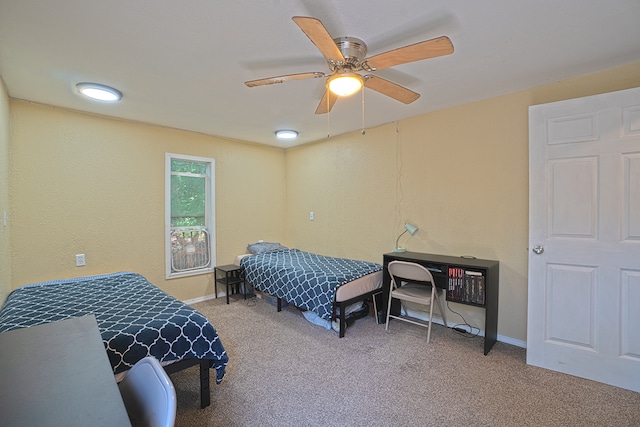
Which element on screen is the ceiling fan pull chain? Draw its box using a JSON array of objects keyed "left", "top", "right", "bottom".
[
  {"left": 361, "top": 87, "right": 366, "bottom": 135},
  {"left": 327, "top": 95, "right": 331, "bottom": 138}
]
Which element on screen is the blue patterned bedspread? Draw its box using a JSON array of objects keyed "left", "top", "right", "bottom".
[
  {"left": 241, "top": 249, "right": 382, "bottom": 320},
  {"left": 0, "top": 272, "right": 228, "bottom": 383}
]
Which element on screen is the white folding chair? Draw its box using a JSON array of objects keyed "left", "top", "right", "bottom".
[{"left": 118, "top": 357, "right": 177, "bottom": 427}]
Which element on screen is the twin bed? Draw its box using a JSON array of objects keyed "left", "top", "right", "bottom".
[
  {"left": 0, "top": 272, "right": 228, "bottom": 408},
  {"left": 239, "top": 247, "right": 383, "bottom": 337}
]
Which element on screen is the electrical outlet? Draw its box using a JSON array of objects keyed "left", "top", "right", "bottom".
[
  {"left": 310, "top": 211, "right": 314, "bottom": 221},
  {"left": 76, "top": 254, "right": 86, "bottom": 267}
]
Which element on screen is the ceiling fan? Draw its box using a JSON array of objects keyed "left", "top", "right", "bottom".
[{"left": 244, "top": 16, "right": 454, "bottom": 114}]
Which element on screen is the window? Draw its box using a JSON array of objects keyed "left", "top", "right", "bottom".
[{"left": 166, "top": 153, "right": 216, "bottom": 278}]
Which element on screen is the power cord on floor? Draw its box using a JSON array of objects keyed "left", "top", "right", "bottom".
[
  {"left": 243, "top": 284, "right": 257, "bottom": 307},
  {"left": 246, "top": 294, "right": 257, "bottom": 307},
  {"left": 446, "top": 301, "right": 481, "bottom": 337}
]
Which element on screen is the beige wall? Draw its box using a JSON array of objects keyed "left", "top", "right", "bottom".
[
  {"left": 285, "top": 62, "right": 640, "bottom": 344},
  {"left": 8, "top": 102, "right": 286, "bottom": 300},
  {"left": 0, "top": 77, "right": 10, "bottom": 304},
  {"left": 4, "top": 61, "right": 639, "bottom": 343}
]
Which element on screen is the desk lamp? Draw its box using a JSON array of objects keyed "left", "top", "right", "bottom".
[{"left": 393, "top": 223, "right": 418, "bottom": 252}]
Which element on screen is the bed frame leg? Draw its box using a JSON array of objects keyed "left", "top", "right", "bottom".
[
  {"left": 199, "top": 360, "right": 210, "bottom": 409},
  {"left": 334, "top": 289, "right": 380, "bottom": 338},
  {"left": 277, "top": 297, "right": 282, "bottom": 312},
  {"left": 164, "top": 359, "right": 211, "bottom": 409},
  {"left": 333, "top": 301, "right": 347, "bottom": 338}
]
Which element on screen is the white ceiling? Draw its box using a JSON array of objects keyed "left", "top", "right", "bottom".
[{"left": 1, "top": 0, "right": 639, "bottom": 148}]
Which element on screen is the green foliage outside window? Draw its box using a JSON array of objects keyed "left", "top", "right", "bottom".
[
  {"left": 171, "top": 160, "right": 206, "bottom": 174},
  {"left": 171, "top": 160, "right": 206, "bottom": 227}
]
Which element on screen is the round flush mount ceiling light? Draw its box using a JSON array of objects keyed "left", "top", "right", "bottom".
[
  {"left": 275, "top": 130, "right": 298, "bottom": 140},
  {"left": 76, "top": 82, "right": 122, "bottom": 102}
]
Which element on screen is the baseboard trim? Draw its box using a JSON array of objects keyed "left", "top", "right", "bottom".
[
  {"left": 183, "top": 294, "right": 217, "bottom": 305},
  {"left": 403, "top": 308, "right": 527, "bottom": 349}
]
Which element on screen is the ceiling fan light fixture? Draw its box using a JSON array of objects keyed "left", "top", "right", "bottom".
[
  {"left": 76, "top": 82, "right": 122, "bottom": 102},
  {"left": 328, "top": 73, "right": 363, "bottom": 97},
  {"left": 275, "top": 129, "right": 299, "bottom": 140}
]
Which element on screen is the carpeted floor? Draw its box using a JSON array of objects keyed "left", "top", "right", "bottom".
[{"left": 170, "top": 296, "right": 640, "bottom": 426}]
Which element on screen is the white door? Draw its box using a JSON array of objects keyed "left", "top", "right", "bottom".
[{"left": 527, "top": 87, "right": 640, "bottom": 392}]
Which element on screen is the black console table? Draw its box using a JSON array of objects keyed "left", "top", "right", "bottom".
[{"left": 382, "top": 251, "right": 499, "bottom": 355}]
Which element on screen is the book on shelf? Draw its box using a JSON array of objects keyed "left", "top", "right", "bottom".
[
  {"left": 447, "top": 268, "right": 485, "bottom": 306},
  {"left": 447, "top": 267, "right": 463, "bottom": 301},
  {"left": 465, "top": 270, "right": 482, "bottom": 304},
  {"left": 477, "top": 274, "right": 485, "bottom": 305}
]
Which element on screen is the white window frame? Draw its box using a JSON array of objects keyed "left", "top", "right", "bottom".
[{"left": 165, "top": 153, "right": 216, "bottom": 279}]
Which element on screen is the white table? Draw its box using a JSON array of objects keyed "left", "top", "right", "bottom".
[{"left": 0, "top": 315, "right": 131, "bottom": 426}]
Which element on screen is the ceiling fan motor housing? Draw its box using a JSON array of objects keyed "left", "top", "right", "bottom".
[{"left": 334, "top": 36, "right": 367, "bottom": 64}]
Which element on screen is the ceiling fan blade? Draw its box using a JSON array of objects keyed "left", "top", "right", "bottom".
[
  {"left": 365, "top": 36, "right": 453, "bottom": 71},
  {"left": 292, "top": 16, "right": 345, "bottom": 63},
  {"left": 364, "top": 75, "right": 420, "bottom": 104},
  {"left": 245, "top": 72, "right": 326, "bottom": 87},
  {"left": 315, "top": 89, "right": 338, "bottom": 114}
]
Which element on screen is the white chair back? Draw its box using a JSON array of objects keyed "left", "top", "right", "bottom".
[{"left": 118, "top": 356, "right": 177, "bottom": 427}]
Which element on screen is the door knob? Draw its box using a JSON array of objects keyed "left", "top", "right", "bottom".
[{"left": 532, "top": 245, "right": 544, "bottom": 254}]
